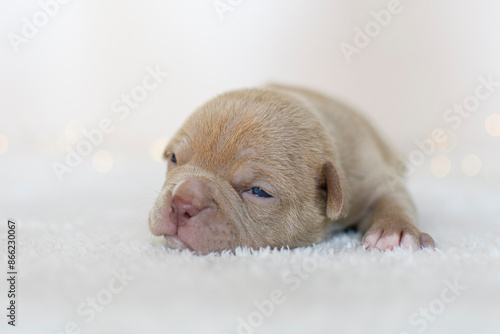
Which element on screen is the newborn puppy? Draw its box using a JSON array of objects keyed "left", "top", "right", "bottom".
[{"left": 149, "top": 84, "right": 435, "bottom": 254}]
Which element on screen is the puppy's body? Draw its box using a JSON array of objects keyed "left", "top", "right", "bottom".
[{"left": 149, "top": 85, "right": 435, "bottom": 254}]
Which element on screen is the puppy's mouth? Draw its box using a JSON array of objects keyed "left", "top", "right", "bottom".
[
  {"left": 150, "top": 175, "right": 250, "bottom": 254},
  {"left": 163, "top": 234, "right": 195, "bottom": 252}
]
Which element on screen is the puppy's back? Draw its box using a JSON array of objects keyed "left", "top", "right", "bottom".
[{"left": 266, "top": 84, "right": 402, "bottom": 225}]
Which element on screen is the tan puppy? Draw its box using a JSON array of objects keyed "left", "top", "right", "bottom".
[{"left": 149, "top": 84, "right": 435, "bottom": 254}]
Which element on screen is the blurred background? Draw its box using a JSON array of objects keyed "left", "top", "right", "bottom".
[
  {"left": 1, "top": 2, "right": 500, "bottom": 333},
  {"left": 1, "top": 0, "right": 500, "bottom": 226}
]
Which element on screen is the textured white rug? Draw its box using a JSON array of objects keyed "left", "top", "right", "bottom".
[{"left": 1, "top": 159, "right": 500, "bottom": 334}]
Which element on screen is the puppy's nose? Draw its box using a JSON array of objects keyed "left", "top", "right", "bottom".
[
  {"left": 171, "top": 196, "right": 201, "bottom": 226},
  {"left": 170, "top": 177, "right": 214, "bottom": 227}
]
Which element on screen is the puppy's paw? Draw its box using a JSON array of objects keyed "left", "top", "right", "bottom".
[{"left": 362, "top": 223, "right": 435, "bottom": 251}]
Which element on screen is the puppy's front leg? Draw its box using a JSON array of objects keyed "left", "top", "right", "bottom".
[{"left": 358, "top": 187, "right": 435, "bottom": 250}]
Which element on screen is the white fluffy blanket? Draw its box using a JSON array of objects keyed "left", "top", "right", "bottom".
[{"left": 2, "top": 165, "right": 500, "bottom": 334}]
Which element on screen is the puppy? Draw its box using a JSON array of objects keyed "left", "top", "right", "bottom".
[{"left": 149, "top": 84, "right": 435, "bottom": 254}]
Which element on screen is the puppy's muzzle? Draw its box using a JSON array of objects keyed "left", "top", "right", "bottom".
[
  {"left": 170, "top": 177, "right": 215, "bottom": 229},
  {"left": 150, "top": 170, "right": 249, "bottom": 253}
]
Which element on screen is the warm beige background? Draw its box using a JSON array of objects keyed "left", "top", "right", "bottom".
[{"left": 1, "top": 0, "right": 499, "bottom": 214}]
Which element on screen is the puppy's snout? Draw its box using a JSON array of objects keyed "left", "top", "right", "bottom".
[
  {"left": 171, "top": 196, "right": 201, "bottom": 226},
  {"left": 170, "top": 177, "right": 215, "bottom": 227}
]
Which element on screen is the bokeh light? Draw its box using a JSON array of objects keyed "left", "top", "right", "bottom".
[
  {"left": 485, "top": 114, "right": 500, "bottom": 136},
  {"left": 434, "top": 130, "right": 458, "bottom": 153},
  {"left": 57, "top": 120, "right": 86, "bottom": 150},
  {"left": 149, "top": 137, "right": 170, "bottom": 162},
  {"left": 461, "top": 154, "right": 482, "bottom": 176},
  {"left": 64, "top": 120, "right": 86, "bottom": 143},
  {"left": 431, "top": 154, "right": 451, "bottom": 177},
  {"left": 93, "top": 150, "right": 113, "bottom": 173}
]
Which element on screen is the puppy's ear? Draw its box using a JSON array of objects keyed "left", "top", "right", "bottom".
[{"left": 321, "top": 161, "right": 348, "bottom": 220}]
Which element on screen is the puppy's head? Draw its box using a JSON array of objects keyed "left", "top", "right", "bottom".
[{"left": 149, "top": 88, "right": 347, "bottom": 254}]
